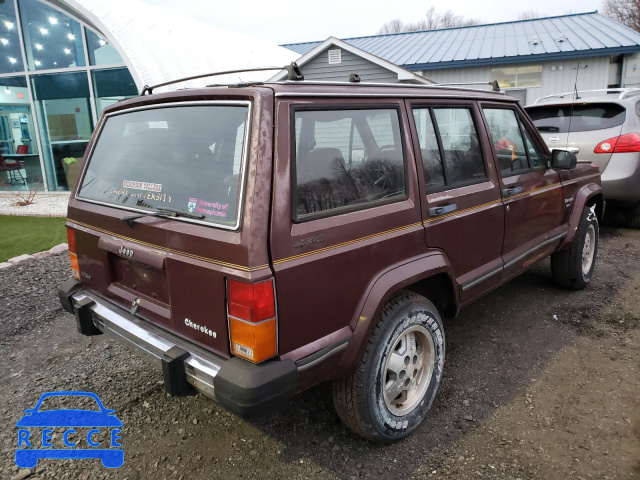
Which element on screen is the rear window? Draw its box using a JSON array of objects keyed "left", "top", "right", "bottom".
[
  {"left": 77, "top": 103, "right": 250, "bottom": 229},
  {"left": 526, "top": 103, "right": 625, "bottom": 133}
]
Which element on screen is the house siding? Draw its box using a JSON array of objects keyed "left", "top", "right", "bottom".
[
  {"left": 424, "top": 57, "right": 612, "bottom": 105},
  {"left": 300, "top": 48, "right": 398, "bottom": 83}
]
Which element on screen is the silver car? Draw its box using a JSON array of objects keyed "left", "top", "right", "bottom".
[{"left": 526, "top": 89, "right": 640, "bottom": 228}]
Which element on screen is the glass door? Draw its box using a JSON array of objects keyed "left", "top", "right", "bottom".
[
  {"left": 31, "top": 72, "right": 93, "bottom": 190},
  {"left": 0, "top": 114, "right": 13, "bottom": 153}
]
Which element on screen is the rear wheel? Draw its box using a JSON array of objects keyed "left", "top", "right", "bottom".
[
  {"left": 551, "top": 206, "right": 599, "bottom": 289},
  {"left": 332, "top": 291, "right": 445, "bottom": 443}
]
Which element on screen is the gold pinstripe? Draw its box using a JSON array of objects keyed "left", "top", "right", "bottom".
[
  {"left": 275, "top": 181, "right": 569, "bottom": 264},
  {"left": 273, "top": 222, "right": 423, "bottom": 265},
  {"left": 424, "top": 181, "right": 568, "bottom": 224},
  {"left": 69, "top": 177, "right": 594, "bottom": 269},
  {"left": 557, "top": 172, "right": 601, "bottom": 186},
  {"left": 67, "top": 219, "right": 268, "bottom": 272}
]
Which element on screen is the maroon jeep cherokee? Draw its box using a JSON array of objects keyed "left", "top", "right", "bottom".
[{"left": 59, "top": 74, "right": 603, "bottom": 443}]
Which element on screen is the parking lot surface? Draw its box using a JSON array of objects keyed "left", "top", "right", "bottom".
[{"left": 1, "top": 225, "right": 638, "bottom": 479}]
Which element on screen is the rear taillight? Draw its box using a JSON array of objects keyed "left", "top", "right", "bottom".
[
  {"left": 67, "top": 228, "right": 80, "bottom": 280},
  {"left": 594, "top": 133, "right": 640, "bottom": 153},
  {"left": 226, "top": 278, "right": 277, "bottom": 363}
]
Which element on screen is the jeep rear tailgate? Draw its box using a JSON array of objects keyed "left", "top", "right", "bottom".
[{"left": 66, "top": 93, "right": 274, "bottom": 359}]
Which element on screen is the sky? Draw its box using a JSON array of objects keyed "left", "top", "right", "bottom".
[{"left": 140, "top": 0, "right": 603, "bottom": 46}]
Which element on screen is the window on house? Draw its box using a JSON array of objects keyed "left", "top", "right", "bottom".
[{"left": 492, "top": 65, "right": 542, "bottom": 88}]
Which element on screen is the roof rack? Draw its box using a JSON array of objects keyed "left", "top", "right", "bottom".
[
  {"left": 140, "top": 62, "right": 304, "bottom": 95},
  {"left": 533, "top": 88, "right": 640, "bottom": 104},
  {"left": 435, "top": 81, "right": 500, "bottom": 92}
]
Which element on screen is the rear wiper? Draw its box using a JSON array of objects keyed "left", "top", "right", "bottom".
[
  {"left": 535, "top": 125, "right": 560, "bottom": 132},
  {"left": 121, "top": 206, "right": 205, "bottom": 227}
]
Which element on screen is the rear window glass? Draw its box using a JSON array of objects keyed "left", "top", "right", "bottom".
[
  {"left": 78, "top": 104, "right": 250, "bottom": 228},
  {"left": 526, "top": 103, "right": 625, "bottom": 133}
]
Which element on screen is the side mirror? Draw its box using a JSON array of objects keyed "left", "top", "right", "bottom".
[{"left": 551, "top": 149, "right": 578, "bottom": 170}]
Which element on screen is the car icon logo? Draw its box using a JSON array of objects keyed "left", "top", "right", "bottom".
[
  {"left": 15, "top": 391, "right": 124, "bottom": 468},
  {"left": 549, "top": 135, "right": 560, "bottom": 143}
]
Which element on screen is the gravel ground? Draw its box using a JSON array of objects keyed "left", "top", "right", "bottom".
[
  {"left": 0, "top": 226, "right": 638, "bottom": 480},
  {"left": 0, "top": 192, "right": 69, "bottom": 217}
]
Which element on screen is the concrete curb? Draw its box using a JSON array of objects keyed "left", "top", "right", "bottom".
[
  {"left": 0, "top": 192, "right": 70, "bottom": 217},
  {"left": 0, "top": 212, "right": 67, "bottom": 217},
  {"left": 0, "top": 243, "right": 68, "bottom": 270}
]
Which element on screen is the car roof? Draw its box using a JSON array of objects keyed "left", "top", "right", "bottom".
[
  {"left": 261, "top": 81, "right": 510, "bottom": 100},
  {"left": 529, "top": 88, "right": 640, "bottom": 107}
]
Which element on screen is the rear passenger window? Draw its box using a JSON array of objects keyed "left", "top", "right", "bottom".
[
  {"left": 293, "top": 108, "right": 406, "bottom": 220},
  {"left": 526, "top": 103, "right": 625, "bottom": 133},
  {"left": 413, "top": 107, "right": 486, "bottom": 189},
  {"left": 484, "top": 108, "right": 544, "bottom": 175}
]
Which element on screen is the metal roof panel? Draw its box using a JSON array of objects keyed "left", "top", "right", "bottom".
[{"left": 283, "top": 12, "right": 640, "bottom": 69}]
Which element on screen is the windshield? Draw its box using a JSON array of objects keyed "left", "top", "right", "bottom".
[
  {"left": 78, "top": 103, "right": 250, "bottom": 229},
  {"left": 526, "top": 103, "right": 625, "bottom": 133}
]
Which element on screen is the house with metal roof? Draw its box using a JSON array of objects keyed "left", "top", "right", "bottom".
[{"left": 280, "top": 11, "right": 640, "bottom": 105}]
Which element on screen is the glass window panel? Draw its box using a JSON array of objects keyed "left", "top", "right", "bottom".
[
  {"left": 19, "top": 0, "right": 86, "bottom": 71},
  {"left": 492, "top": 65, "right": 542, "bottom": 88},
  {"left": 78, "top": 106, "right": 250, "bottom": 228},
  {"left": 527, "top": 103, "right": 626, "bottom": 133},
  {"left": 517, "top": 65, "right": 542, "bottom": 87},
  {"left": 92, "top": 68, "right": 137, "bottom": 115},
  {"left": 86, "top": 28, "right": 123, "bottom": 65},
  {"left": 492, "top": 67, "right": 516, "bottom": 88},
  {"left": 366, "top": 111, "right": 396, "bottom": 148},
  {"left": 412, "top": 108, "right": 445, "bottom": 189},
  {"left": 0, "top": 1, "right": 24, "bottom": 73},
  {"left": 294, "top": 109, "right": 406, "bottom": 219},
  {"left": 483, "top": 108, "right": 529, "bottom": 175},
  {"left": 433, "top": 108, "right": 486, "bottom": 184},
  {"left": 522, "top": 126, "right": 544, "bottom": 168},
  {"left": 31, "top": 72, "right": 92, "bottom": 190},
  {"left": 0, "top": 76, "right": 41, "bottom": 191}
]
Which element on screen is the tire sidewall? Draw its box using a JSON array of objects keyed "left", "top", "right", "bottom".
[
  {"left": 574, "top": 208, "right": 599, "bottom": 285},
  {"left": 364, "top": 298, "right": 445, "bottom": 442}
]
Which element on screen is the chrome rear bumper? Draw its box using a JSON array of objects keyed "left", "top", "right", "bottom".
[
  {"left": 71, "top": 290, "right": 220, "bottom": 399},
  {"left": 59, "top": 279, "right": 298, "bottom": 417}
]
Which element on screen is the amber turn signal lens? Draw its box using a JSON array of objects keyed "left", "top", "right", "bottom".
[
  {"left": 67, "top": 228, "right": 80, "bottom": 280},
  {"left": 229, "top": 317, "right": 277, "bottom": 363},
  {"left": 69, "top": 253, "right": 80, "bottom": 280}
]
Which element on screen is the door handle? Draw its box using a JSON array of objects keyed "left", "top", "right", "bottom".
[
  {"left": 429, "top": 204, "right": 457, "bottom": 217},
  {"left": 501, "top": 187, "right": 523, "bottom": 197}
]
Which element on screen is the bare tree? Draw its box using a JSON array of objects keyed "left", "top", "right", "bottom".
[
  {"left": 517, "top": 9, "right": 542, "bottom": 20},
  {"left": 377, "top": 19, "right": 406, "bottom": 35},
  {"left": 602, "top": 0, "right": 640, "bottom": 32},
  {"left": 439, "top": 9, "right": 479, "bottom": 28},
  {"left": 377, "top": 6, "right": 480, "bottom": 34}
]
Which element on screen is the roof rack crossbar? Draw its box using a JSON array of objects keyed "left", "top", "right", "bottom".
[
  {"left": 139, "top": 64, "right": 293, "bottom": 95},
  {"left": 436, "top": 80, "right": 501, "bottom": 92}
]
